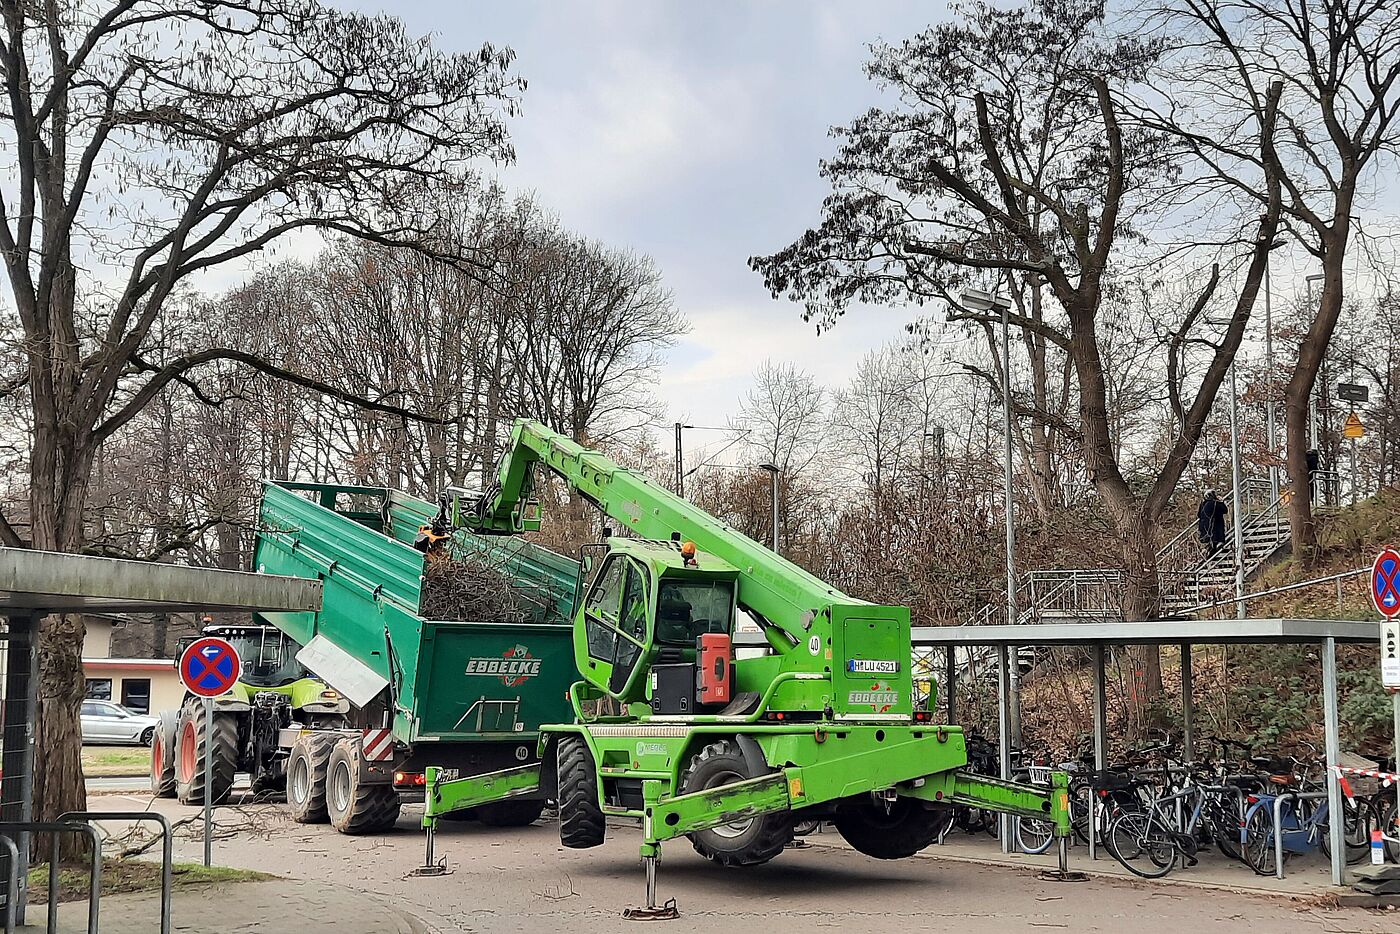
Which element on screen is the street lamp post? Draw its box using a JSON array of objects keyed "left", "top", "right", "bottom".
[
  {"left": 959, "top": 287, "right": 1019, "bottom": 832},
  {"left": 1228, "top": 363, "right": 1246, "bottom": 618},
  {"left": 1264, "top": 258, "right": 1279, "bottom": 503},
  {"left": 757, "top": 463, "right": 779, "bottom": 554}
]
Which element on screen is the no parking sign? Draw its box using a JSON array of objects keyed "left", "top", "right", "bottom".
[
  {"left": 179, "top": 637, "right": 241, "bottom": 697},
  {"left": 1375, "top": 550, "right": 1400, "bottom": 691}
]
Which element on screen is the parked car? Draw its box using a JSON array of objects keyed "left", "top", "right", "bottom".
[{"left": 81, "top": 700, "right": 158, "bottom": 745}]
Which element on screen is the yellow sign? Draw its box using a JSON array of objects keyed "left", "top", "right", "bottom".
[{"left": 1343, "top": 411, "right": 1365, "bottom": 439}]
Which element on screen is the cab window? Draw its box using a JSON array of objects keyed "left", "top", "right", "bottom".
[
  {"left": 655, "top": 578, "right": 734, "bottom": 646},
  {"left": 611, "top": 563, "right": 649, "bottom": 685},
  {"left": 584, "top": 557, "right": 627, "bottom": 661}
]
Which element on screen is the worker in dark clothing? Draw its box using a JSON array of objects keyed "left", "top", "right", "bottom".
[
  {"left": 1306, "top": 448, "right": 1322, "bottom": 503},
  {"left": 1197, "top": 489, "right": 1228, "bottom": 557}
]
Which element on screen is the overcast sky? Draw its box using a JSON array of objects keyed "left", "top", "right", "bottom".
[{"left": 337, "top": 0, "right": 944, "bottom": 436}]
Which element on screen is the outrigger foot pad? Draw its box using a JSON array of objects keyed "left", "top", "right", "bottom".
[
  {"left": 410, "top": 859, "right": 451, "bottom": 878},
  {"left": 1037, "top": 869, "right": 1088, "bottom": 883},
  {"left": 623, "top": 899, "right": 679, "bottom": 921}
]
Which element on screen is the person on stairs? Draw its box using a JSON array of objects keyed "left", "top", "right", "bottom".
[{"left": 1197, "top": 489, "right": 1228, "bottom": 558}]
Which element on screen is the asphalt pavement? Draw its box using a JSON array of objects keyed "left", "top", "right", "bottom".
[{"left": 59, "top": 794, "right": 1400, "bottom": 934}]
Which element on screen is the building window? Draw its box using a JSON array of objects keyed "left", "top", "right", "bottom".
[
  {"left": 85, "top": 678, "right": 112, "bottom": 701},
  {"left": 120, "top": 678, "right": 152, "bottom": 714}
]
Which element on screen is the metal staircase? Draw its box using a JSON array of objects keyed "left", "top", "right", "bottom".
[{"left": 958, "top": 477, "right": 1291, "bottom": 626}]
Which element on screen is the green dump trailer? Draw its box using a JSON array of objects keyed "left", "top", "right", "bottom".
[{"left": 250, "top": 480, "right": 580, "bottom": 833}]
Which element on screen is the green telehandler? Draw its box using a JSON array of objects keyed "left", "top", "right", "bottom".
[{"left": 420, "top": 419, "right": 1072, "bottom": 916}]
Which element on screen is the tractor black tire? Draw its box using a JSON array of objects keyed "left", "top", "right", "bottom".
[
  {"left": 833, "top": 794, "right": 946, "bottom": 859},
  {"left": 175, "top": 703, "right": 238, "bottom": 806},
  {"left": 287, "top": 733, "right": 338, "bottom": 824},
  {"left": 325, "top": 738, "right": 401, "bottom": 834},
  {"left": 557, "top": 736, "right": 605, "bottom": 849},
  {"left": 476, "top": 798, "right": 546, "bottom": 827},
  {"left": 680, "top": 740, "right": 792, "bottom": 867},
  {"left": 149, "top": 710, "right": 179, "bottom": 798}
]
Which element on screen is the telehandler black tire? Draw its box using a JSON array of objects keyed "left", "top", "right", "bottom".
[
  {"left": 834, "top": 794, "right": 945, "bottom": 859},
  {"left": 287, "top": 732, "right": 338, "bottom": 823},
  {"left": 557, "top": 736, "right": 605, "bottom": 848},
  {"left": 175, "top": 703, "right": 238, "bottom": 806},
  {"left": 477, "top": 798, "right": 546, "bottom": 827},
  {"left": 326, "top": 738, "right": 401, "bottom": 834},
  {"left": 681, "top": 740, "right": 792, "bottom": 867}
]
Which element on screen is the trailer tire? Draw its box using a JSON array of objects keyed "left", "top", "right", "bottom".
[
  {"left": 476, "top": 798, "right": 546, "bottom": 827},
  {"left": 149, "top": 710, "right": 179, "bottom": 798},
  {"left": 834, "top": 794, "right": 944, "bottom": 859},
  {"left": 326, "top": 739, "right": 401, "bottom": 834},
  {"left": 680, "top": 740, "right": 792, "bottom": 867},
  {"left": 287, "top": 733, "right": 338, "bottom": 824},
  {"left": 175, "top": 703, "right": 238, "bottom": 806},
  {"left": 557, "top": 736, "right": 605, "bottom": 849}
]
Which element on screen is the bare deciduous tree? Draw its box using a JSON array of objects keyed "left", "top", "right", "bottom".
[
  {"left": 752, "top": 0, "right": 1283, "bottom": 721},
  {"left": 0, "top": 0, "right": 521, "bottom": 826}
]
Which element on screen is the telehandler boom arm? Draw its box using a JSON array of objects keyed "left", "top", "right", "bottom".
[{"left": 464, "top": 419, "right": 894, "bottom": 661}]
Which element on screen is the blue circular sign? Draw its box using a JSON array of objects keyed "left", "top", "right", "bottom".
[
  {"left": 1373, "top": 549, "right": 1400, "bottom": 620},
  {"left": 179, "top": 637, "right": 242, "bottom": 697}
]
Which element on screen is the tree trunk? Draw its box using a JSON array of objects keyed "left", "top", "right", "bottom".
[
  {"left": 29, "top": 410, "right": 94, "bottom": 844},
  {"left": 1283, "top": 240, "right": 1347, "bottom": 565},
  {"left": 1120, "top": 513, "right": 1164, "bottom": 737},
  {"left": 33, "top": 612, "right": 87, "bottom": 837}
]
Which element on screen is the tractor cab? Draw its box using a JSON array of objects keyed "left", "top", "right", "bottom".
[
  {"left": 205, "top": 624, "right": 309, "bottom": 689},
  {"left": 574, "top": 537, "right": 738, "bottom": 711}
]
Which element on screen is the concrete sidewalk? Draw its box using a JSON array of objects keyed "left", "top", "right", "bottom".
[{"left": 29, "top": 879, "right": 430, "bottom": 933}]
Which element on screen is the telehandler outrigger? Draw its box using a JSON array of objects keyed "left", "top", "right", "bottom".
[{"left": 421, "top": 420, "right": 1072, "bottom": 917}]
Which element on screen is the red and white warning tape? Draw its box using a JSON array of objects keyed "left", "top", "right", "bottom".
[{"left": 1333, "top": 764, "right": 1399, "bottom": 788}]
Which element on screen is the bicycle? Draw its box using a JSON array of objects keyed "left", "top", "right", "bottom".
[
  {"left": 1239, "top": 747, "right": 1372, "bottom": 876},
  {"left": 1104, "top": 762, "right": 1246, "bottom": 878}
]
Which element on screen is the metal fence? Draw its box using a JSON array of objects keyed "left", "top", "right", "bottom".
[{"left": 0, "top": 618, "right": 36, "bottom": 930}]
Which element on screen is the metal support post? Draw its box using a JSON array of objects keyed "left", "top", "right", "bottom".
[
  {"left": 1392, "top": 693, "right": 1400, "bottom": 789},
  {"left": 674, "top": 423, "right": 683, "bottom": 497},
  {"left": 1322, "top": 637, "right": 1345, "bottom": 886},
  {"left": 203, "top": 696, "right": 214, "bottom": 867},
  {"left": 1181, "top": 644, "right": 1194, "bottom": 762},
  {"left": 1090, "top": 644, "right": 1107, "bottom": 862},
  {"left": 944, "top": 647, "right": 957, "bottom": 723},
  {"left": 770, "top": 470, "right": 779, "bottom": 555},
  {"left": 1350, "top": 437, "right": 1358, "bottom": 504},
  {"left": 997, "top": 643, "right": 1012, "bottom": 854},
  {"left": 0, "top": 615, "right": 38, "bottom": 928},
  {"left": 625, "top": 784, "right": 677, "bottom": 921},
  {"left": 1001, "top": 293, "right": 1020, "bottom": 748},
  {"left": 1228, "top": 365, "right": 1246, "bottom": 618},
  {"left": 1264, "top": 259, "right": 1279, "bottom": 503}
]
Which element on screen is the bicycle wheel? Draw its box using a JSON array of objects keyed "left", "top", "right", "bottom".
[
  {"left": 1319, "top": 795, "right": 1373, "bottom": 866},
  {"left": 1107, "top": 810, "right": 1177, "bottom": 879},
  {"left": 1242, "top": 806, "right": 1278, "bottom": 876},
  {"left": 1377, "top": 800, "right": 1400, "bottom": 868},
  {"left": 1203, "top": 795, "right": 1244, "bottom": 862},
  {"left": 1017, "top": 817, "right": 1055, "bottom": 855},
  {"left": 1070, "top": 783, "right": 1094, "bottom": 845}
]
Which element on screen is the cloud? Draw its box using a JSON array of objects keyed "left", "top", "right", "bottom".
[
  {"left": 658, "top": 301, "right": 914, "bottom": 426},
  {"left": 507, "top": 46, "right": 770, "bottom": 230}
]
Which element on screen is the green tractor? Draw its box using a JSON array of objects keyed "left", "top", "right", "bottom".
[{"left": 150, "top": 623, "right": 350, "bottom": 805}]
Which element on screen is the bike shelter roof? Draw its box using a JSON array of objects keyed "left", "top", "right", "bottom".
[
  {"left": 907, "top": 617, "right": 1379, "bottom": 646},
  {"left": 0, "top": 547, "right": 322, "bottom": 615}
]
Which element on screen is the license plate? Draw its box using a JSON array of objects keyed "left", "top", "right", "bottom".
[{"left": 847, "top": 659, "right": 900, "bottom": 674}]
